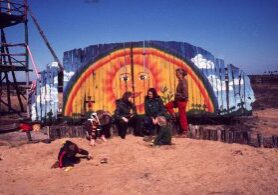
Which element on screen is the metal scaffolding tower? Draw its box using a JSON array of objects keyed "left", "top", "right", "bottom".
[{"left": 0, "top": 0, "right": 31, "bottom": 114}]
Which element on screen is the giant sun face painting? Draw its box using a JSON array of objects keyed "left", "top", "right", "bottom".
[{"left": 64, "top": 47, "right": 216, "bottom": 116}]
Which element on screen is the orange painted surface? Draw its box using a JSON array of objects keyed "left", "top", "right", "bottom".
[{"left": 64, "top": 48, "right": 215, "bottom": 116}]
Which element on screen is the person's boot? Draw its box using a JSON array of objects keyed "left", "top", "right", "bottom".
[{"left": 180, "top": 130, "right": 189, "bottom": 138}]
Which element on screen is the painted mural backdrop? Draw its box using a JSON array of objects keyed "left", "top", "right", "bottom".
[{"left": 63, "top": 41, "right": 255, "bottom": 117}]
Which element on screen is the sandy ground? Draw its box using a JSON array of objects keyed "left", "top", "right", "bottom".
[
  {"left": 0, "top": 81, "right": 277, "bottom": 194},
  {"left": 0, "top": 136, "right": 278, "bottom": 195}
]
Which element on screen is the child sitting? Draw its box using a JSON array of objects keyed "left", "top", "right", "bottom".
[
  {"left": 151, "top": 116, "right": 172, "bottom": 146},
  {"left": 85, "top": 113, "right": 107, "bottom": 146}
]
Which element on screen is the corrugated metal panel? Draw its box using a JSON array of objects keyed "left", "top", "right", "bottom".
[{"left": 30, "top": 62, "right": 59, "bottom": 121}]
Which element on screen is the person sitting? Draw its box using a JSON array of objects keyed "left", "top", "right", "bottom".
[
  {"left": 84, "top": 112, "right": 107, "bottom": 146},
  {"left": 114, "top": 91, "right": 137, "bottom": 139},
  {"left": 144, "top": 88, "right": 167, "bottom": 139},
  {"left": 151, "top": 116, "right": 172, "bottom": 146},
  {"left": 96, "top": 110, "right": 113, "bottom": 138}
]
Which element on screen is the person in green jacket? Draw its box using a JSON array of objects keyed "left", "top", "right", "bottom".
[
  {"left": 144, "top": 88, "right": 167, "bottom": 137},
  {"left": 114, "top": 91, "right": 137, "bottom": 139},
  {"left": 151, "top": 116, "right": 172, "bottom": 146}
]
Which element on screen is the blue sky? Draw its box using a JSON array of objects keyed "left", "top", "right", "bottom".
[{"left": 8, "top": 0, "right": 278, "bottom": 79}]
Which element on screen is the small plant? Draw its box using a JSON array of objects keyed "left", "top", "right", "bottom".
[{"left": 160, "top": 86, "right": 174, "bottom": 103}]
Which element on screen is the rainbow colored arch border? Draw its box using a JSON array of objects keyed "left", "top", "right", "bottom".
[{"left": 63, "top": 47, "right": 218, "bottom": 116}]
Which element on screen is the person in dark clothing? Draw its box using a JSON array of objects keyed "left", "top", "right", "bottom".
[
  {"left": 52, "top": 140, "right": 92, "bottom": 168},
  {"left": 165, "top": 68, "right": 189, "bottom": 134},
  {"left": 83, "top": 119, "right": 94, "bottom": 144},
  {"left": 96, "top": 110, "right": 113, "bottom": 138},
  {"left": 144, "top": 88, "right": 167, "bottom": 137},
  {"left": 144, "top": 88, "right": 167, "bottom": 119},
  {"left": 151, "top": 116, "right": 172, "bottom": 146},
  {"left": 114, "top": 91, "right": 137, "bottom": 139}
]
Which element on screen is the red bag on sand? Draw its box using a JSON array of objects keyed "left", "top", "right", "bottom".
[{"left": 19, "top": 123, "right": 32, "bottom": 132}]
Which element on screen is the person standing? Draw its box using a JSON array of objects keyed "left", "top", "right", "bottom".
[
  {"left": 165, "top": 68, "right": 189, "bottom": 134},
  {"left": 114, "top": 91, "right": 137, "bottom": 139}
]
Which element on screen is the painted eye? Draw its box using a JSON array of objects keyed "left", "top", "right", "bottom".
[
  {"left": 138, "top": 72, "right": 149, "bottom": 80},
  {"left": 120, "top": 73, "right": 130, "bottom": 81}
]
